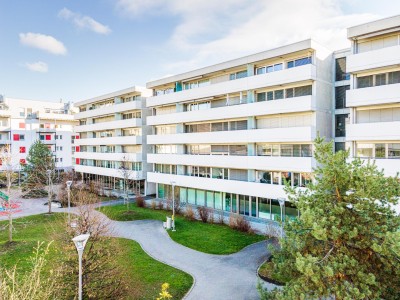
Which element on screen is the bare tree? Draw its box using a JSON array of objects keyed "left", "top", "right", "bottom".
[
  {"left": 0, "top": 144, "right": 18, "bottom": 243},
  {"left": 54, "top": 188, "right": 126, "bottom": 299},
  {"left": 118, "top": 155, "right": 133, "bottom": 210}
]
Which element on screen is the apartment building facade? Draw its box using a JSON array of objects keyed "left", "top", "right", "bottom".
[
  {"left": 145, "top": 39, "right": 333, "bottom": 221},
  {"left": 0, "top": 96, "right": 76, "bottom": 172},
  {"left": 345, "top": 15, "right": 400, "bottom": 177},
  {"left": 74, "top": 86, "right": 156, "bottom": 196}
]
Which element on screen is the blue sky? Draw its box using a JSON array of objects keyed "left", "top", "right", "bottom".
[{"left": 0, "top": 0, "right": 399, "bottom": 103}]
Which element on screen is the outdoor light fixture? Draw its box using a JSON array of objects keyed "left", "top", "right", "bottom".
[
  {"left": 72, "top": 233, "right": 90, "bottom": 300},
  {"left": 170, "top": 181, "right": 176, "bottom": 231},
  {"left": 277, "top": 197, "right": 286, "bottom": 238},
  {"left": 66, "top": 180, "right": 73, "bottom": 224}
]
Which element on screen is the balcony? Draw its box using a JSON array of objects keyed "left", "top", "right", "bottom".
[
  {"left": 75, "top": 99, "right": 143, "bottom": 120},
  {"left": 75, "top": 152, "right": 142, "bottom": 162},
  {"left": 147, "top": 172, "right": 293, "bottom": 199},
  {"left": 41, "top": 140, "right": 56, "bottom": 145},
  {"left": 347, "top": 121, "right": 400, "bottom": 141},
  {"left": 75, "top": 118, "right": 142, "bottom": 132},
  {"left": 357, "top": 158, "right": 400, "bottom": 177},
  {"left": 146, "top": 64, "right": 316, "bottom": 107},
  {"left": 147, "top": 95, "right": 314, "bottom": 126},
  {"left": 0, "top": 110, "right": 11, "bottom": 117},
  {"left": 347, "top": 83, "right": 400, "bottom": 107},
  {"left": 74, "top": 135, "right": 142, "bottom": 146},
  {"left": 74, "top": 165, "right": 144, "bottom": 179},
  {"left": 37, "top": 112, "right": 75, "bottom": 121},
  {"left": 347, "top": 45, "right": 400, "bottom": 73},
  {"left": 147, "top": 126, "right": 316, "bottom": 145},
  {"left": 147, "top": 154, "right": 314, "bottom": 172},
  {"left": 37, "top": 128, "right": 56, "bottom": 133},
  {"left": 0, "top": 139, "right": 11, "bottom": 145}
]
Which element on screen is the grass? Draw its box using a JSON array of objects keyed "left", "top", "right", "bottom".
[
  {"left": 0, "top": 214, "right": 193, "bottom": 299},
  {"left": 258, "top": 260, "right": 289, "bottom": 285},
  {"left": 99, "top": 204, "right": 265, "bottom": 255}
]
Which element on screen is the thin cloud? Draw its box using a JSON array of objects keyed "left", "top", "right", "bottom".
[
  {"left": 19, "top": 32, "right": 67, "bottom": 55},
  {"left": 24, "top": 61, "right": 48, "bottom": 73},
  {"left": 117, "top": 0, "right": 380, "bottom": 74},
  {"left": 58, "top": 8, "right": 111, "bottom": 35}
]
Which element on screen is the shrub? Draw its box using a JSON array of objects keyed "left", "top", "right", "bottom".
[
  {"left": 215, "top": 210, "right": 225, "bottom": 224},
  {"left": 197, "top": 206, "right": 210, "bottom": 223},
  {"left": 136, "top": 195, "right": 145, "bottom": 208},
  {"left": 208, "top": 208, "right": 215, "bottom": 224},
  {"left": 165, "top": 198, "right": 172, "bottom": 211},
  {"left": 229, "top": 213, "right": 253, "bottom": 233},
  {"left": 151, "top": 199, "right": 157, "bottom": 210},
  {"left": 185, "top": 205, "right": 196, "bottom": 221},
  {"left": 157, "top": 201, "right": 164, "bottom": 210}
]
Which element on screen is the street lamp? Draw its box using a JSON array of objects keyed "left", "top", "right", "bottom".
[
  {"left": 72, "top": 233, "right": 90, "bottom": 300},
  {"left": 66, "top": 180, "right": 73, "bottom": 224},
  {"left": 170, "top": 181, "right": 176, "bottom": 231},
  {"left": 277, "top": 197, "right": 286, "bottom": 238},
  {"left": 46, "top": 170, "right": 52, "bottom": 214}
]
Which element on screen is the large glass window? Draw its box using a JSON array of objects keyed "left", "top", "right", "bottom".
[
  {"left": 375, "top": 73, "right": 386, "bottom": 86},
  {"left": 375, "top": 144, "right": 386, "bottom": 158},
  {"left": 358, "top": 75, "right": 373, "bottom": 88},
  {"left": 197, "top": 190, "right": 205, "bottom": 206},
  {"left": 187, "top": 188, "right": 196, "bottom": 205},
  {"left": 388, "top": 71, "right": 400, "bottom": 84},
  {"left": 357, "top": 143, "right": 373, "bottom": 158},
  {"left": 224, "top": 193, "right": 232, "bottom": 212},
  {"left": 335, "top": 114, "right": 348, "bottom": 137},
  {"left": 388, "top": 143, "right": 400, "bottom": 158},
  {"left": 335, "top": 85, "right": 350, "bottom": 109},
  {"left": 258, "top": 198, "right": 271, "bottom": 219},
  {"left": 335, "top": 57, "right": 349, "bottom": 81},
  {"left": 214, "top": 192, "right": 223, "bottom": 210},
  {"left": 180, "top": 187, "right": 187, "bottom": 203}
]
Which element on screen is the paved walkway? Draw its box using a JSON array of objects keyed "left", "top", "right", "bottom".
[
  {"left": 112, "top": 219, "right": 275, "bottom": 300},
  {"left": 1, "top": 198, "right": 276, "bottom": 299}
]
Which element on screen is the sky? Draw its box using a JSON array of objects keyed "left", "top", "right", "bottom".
[{"left": 0, "top": 0, "right": 399, "bottom": 103}]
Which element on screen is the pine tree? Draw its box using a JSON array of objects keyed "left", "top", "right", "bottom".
[
  {"left": 260, "top": 137, "right": 400, "bottom": 300},
  {"left": 23, "top": 140, "right": 55, "bottom": 198}
]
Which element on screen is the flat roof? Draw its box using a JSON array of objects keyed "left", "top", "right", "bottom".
[
  {"left": 146, "top": 39, "right": 319, "bottom": 88},
  {"left": 75, "top": 86, "right": 149, "bottom": 106},
  {"left": 347, "top": 14, "right": 400, "bottom": 39}
]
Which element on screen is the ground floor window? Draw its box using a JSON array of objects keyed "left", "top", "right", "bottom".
[{"left": 158, "top": 184, "right": 299, "bottom": 221}]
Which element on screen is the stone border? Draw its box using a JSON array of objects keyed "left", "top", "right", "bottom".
[{"left": 257, "top": 255, "right": 285, "bottom": 286}]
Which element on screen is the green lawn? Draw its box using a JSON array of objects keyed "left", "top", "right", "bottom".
[
  {"left": 0, "top": 214, "right": 193, "bottom": 300},
  {"left": 99, "top": 204, "right": 265, "bottom": 255}
]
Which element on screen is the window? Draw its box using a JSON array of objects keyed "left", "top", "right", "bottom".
[
  {"left": 375, "top": 73, "right": 386, "bottom": 86},
  {"left": 19, "top": 108, "right": 25, "bottom": 117},
  {"left": 19, "top": 147, "right": 26, "bottom": 153},
  {"left": 375, "top": 144, "right": 385, "bottom": 158},
  {"left": 19, "top": 123, "right": 25, "bottom": 129},
  {"left": 335, "top": 58, "right": 349, "bottom": 81},
  {"left": 358, "top": 75, "right": 373, "bottom": 88},
  {"left": 335, "top": 85, "right": 350, "bottom": 109},
  {"left": 274, "top": 90, "right": 284, "bottom": 100},
  {"left": 229, "top": 70, "right": 247, "bottom": 80},
  {"left": 335, "top": 114, "right": 348, "bottom": 137},
  {"left": 256, "top": 63, "right": 282, "bottom": 75},
  {"left": 388, "top": 71, "right": 400, "bottom": 84},
  {"left": 388, "top": 143, "right": 400, "bottom": 158},
  {"left": 335, "top": 142, "right": 346, "bottom": 153},
  {"left": 357, "top": 143, "right": 374, "bottom": 158},
  {"left": 257, "top": 92, "right": 266, "bottom": 102},
  {"left": 287, "top": 57, "right": 312, "bottom": 69},
  {"left": 19, "top": 134, "right": 24, "bottom": 141}
]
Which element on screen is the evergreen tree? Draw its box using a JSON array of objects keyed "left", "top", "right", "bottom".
[
  {"left": 260, "top": 137, "right": 400, "bottom": 300},
  {"left": 23, "top": 140, "right": 55, "bottom": 198}
]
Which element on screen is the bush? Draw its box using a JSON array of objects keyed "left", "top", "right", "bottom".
[
  {"left": 151, "top": 199, "right": 157, "bottom": 210},
  {"left": 197, "top": 206, "right": 210, "bottom": 223},
  {"left": 208, "top": 208, "right": 215, "bottom": 224},
  {"left": 157, "top": 201, "right": 164, "bottom": 210},
  {"left": 229, "top": 213, "right": 253, "bottom": 233},
  {"left": 136, "top": 195, "right": 145, "bottom": 208},
  {"left": 185, "top": 205, "right": 196, "bottom": 221},
  {"left": 215, "top": 210, "right": 225, "bottom": 224}
]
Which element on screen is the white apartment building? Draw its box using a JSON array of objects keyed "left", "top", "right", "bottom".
[
  {"left": 74, "top": 86, "right": 156, "bottom": 196},
  {"left": 0, "top": 96, "right": 77, "bottom": 171},
  {"left": 345, "top": 15, "right": 400, "bottom": 177},
  {"left": 145, "top": 39, "right": 333, "bottom": 221}
]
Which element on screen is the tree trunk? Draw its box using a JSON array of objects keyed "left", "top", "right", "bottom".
[{"left": 7, "top": 173, "right": 12, "bottom": 243}]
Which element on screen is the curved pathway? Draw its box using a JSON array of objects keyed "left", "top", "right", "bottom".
[
  {"left": 110, "top": 219, "right": 276, "bottom": 300},
  {"left": 1, "top": 199, "right": 276, "bottom": 299}
]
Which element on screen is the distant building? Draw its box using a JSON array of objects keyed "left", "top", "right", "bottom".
[{"left": 0, "top": 97, "right": 77, "bottom": 172}]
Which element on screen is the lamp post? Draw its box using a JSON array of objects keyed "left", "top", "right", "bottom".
[
  {"left": 72, "top": 233, "right": 90, "bottom": 300},
  {"left": 170, "top": 181, "right": 176, "bottom": 231},
  {"left": 66, "top": 180, "right": 73, "bottom": 224},
  {"left": 277, "top": 197, "right": 286, "bottom": 238},
  {"left": 46, "top": 170, "right": 52, "bottom": 214}
]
